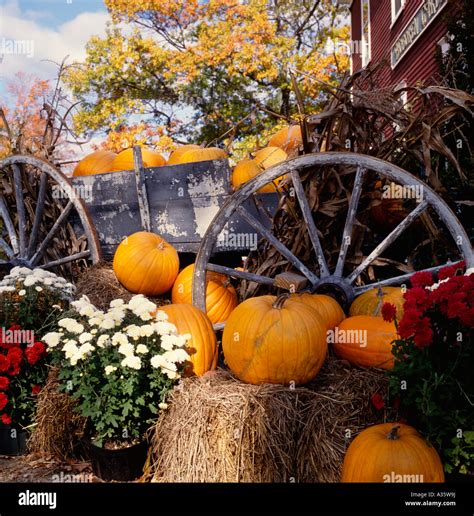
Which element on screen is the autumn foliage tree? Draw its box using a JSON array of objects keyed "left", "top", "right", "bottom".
[{"left": 65, "top": 0, "right": 349, "bottom": 149}]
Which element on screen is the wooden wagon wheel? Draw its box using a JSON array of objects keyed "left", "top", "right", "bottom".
[
  {"left": 193, "top": 152, "right": 474, "bottom": 328},
  {"left": 0, "top": 154, "right": 101, "bottom": 278}
]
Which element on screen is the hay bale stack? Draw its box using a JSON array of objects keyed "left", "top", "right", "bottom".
[
  {"left": 75, "top": 262, "right": 171, "bottom": 311},
  {"left": 28, "top": 368, "right": 88, "bottom": 460},
  {"left": 149, "top": 357, "right": 390, "bottom": 483}
]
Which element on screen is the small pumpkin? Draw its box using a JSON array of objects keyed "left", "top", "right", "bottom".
[
  {"left": 173, "top": 147, "right": 227, "bottom": 164},
  {"left": 268, "top": 125, "right": 302, "bottom": 153},
  {"left": 253, "top": 146, "right": 288, "bottom": 170},
  {"left": 158, "top": 304, "right": 217, "bottom": 376},
  {"left": 331, "top": 315, "right": 397, "bottom": 370},
  {"left": 350, "top": 287, "right": 404, "bottom": 319},
  {"left": 290, "top": 293, "right": 345, "bottom": 330},
  {"left": 113, "top": 231, "right": 179, "bottom": 296},
  {"left": 231, "top": 159, "right": 278, "bottom": 193},
  {"left": 73, "top": 150, "right": 117, "bottom": 177},
  {"left": 110, "top": 146, "right": 166, "bottom": 171},
  {"left": 342, "top": 423, "right": 445, "bottom": 482},
  {"left": 171, "top": 264, "right": 237, "bottom": 324},
  {"left": 167, "top": 144, "right": 201, "bottom": 165},
  {"left": 222, "top": 294, "right": 327, "bottom": 385}
]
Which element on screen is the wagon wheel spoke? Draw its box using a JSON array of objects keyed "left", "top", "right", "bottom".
[
  {"left": 26, "top": 171, "right": 48, "bottom": 259},
  {"left": 235, "top": 205, "right": 319, "bottom": 284},
  {"left": 354, "top": 263, "right": 453, "bottom": 294},
  {"left": 12, "top": 164, "right": 27, "bottom": 257},
  {"left": 0, "top": 238, "right": 14, "bottom": 260},
  {"left": 348, "top": 200, "right": 429, "bottom": 283},
  {"left": 251, "top": 193, "right": 274, "bottom": 225},
  {"left": 0, "top": 195, "right": 19, "bottom": 255},
  {"left": 334, "top": 166, "right": 366, "bottom": 277},
  {"left": 30, "top": 200, "right": 74, "bottom": 265},
  {"left": 41, "top": 251, "right": 91, "bottom": 269},
  {"left": 290, "top": 169, "right": 330, "bottom": 277},
  {"left": 206, "top": 263, "right": 274, "bottom": 286}
]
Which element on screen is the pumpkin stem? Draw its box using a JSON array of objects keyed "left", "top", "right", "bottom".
[
  {"left": 387, "top": 425, "right": 401, "bottom": 440},
  {"left": 374, "top": 287, "right": 385, "bottom": 316},
  {"left": 223, "top": 278, "right": 232, "bottom": 288},
  {"left": 157, "top": 242, "right": 165, "bottom": 250},
  {"left": 272, "top": 293, "right": 291, "bottom": 309}
]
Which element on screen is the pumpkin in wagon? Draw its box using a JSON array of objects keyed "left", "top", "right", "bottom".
[
  {"left": 268, "top": 124, "right": 302, "bottom": 153},
  {"left": 167, "top": 144, "right": 201, "bottom": 165},
  {"left": 342, "top": 423, "right": 445, "bottom": 482},
  {"left": 113, "top": 231, "right": 179, "bottom": 296},
  {"left": 171, "top": 264, "right": 237, "bottom": 325},
  {"left": 172, "top": 147, "right": 227, "bottom": 164},
  {"left": 110, "top": 146, "right": 166, "bottom": 171},
  {"left": 157, "top": 304, "right": 217, "bottom": 377},
  {"left": 231, "top": 158, "right": 279, "bottom": 193},
  {"left": 222, "top": 294, "right": 327, "bottom": 385},
  {"left": 73, "top": 150, "right": 117, "bottom": 177}
]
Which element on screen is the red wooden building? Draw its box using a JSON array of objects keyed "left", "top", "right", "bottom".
[{"left": 347, "top": 0, "right": 450, "bottom": 91}]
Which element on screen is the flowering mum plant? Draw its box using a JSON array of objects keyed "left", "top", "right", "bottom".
[
  {"left": 0, "top": 324, "right": 48, "bottom": 428},
  {"left": 43, "top": 294, "right": 190, "bottom": 446},
  {"left": 387, "top": 263, "right": 474, "bottom": 475},
  {"left": 0, "top": 266, "right": 74, "bottom": 333}
]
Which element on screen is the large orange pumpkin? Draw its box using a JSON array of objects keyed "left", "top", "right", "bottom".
[
  {"left": 350, "top": 287, "right": 404, "bottom": 319},
  {"left": 73, "top": 150, "right": 117, "bottom": 177},
  {"left": 167, "top": 144, "right": 201, "bottom": 165},
  {"left": 222, "top": 294, "right": 327, "bottom": 385},
  {"left": 331, "top": 315, "right": 397, "bottom": 370},
  {"left": 290, "top": 293, "right": 345, "bottom": 330},
  {"left": 268, "top": 125, "right": 302, "bottom": 153},
  {"left": 113, "top": 231, "right": 179, "bottom": 296},
  {"left": 157, "top": 304, "right": 217, "bottom": 376},
  {"left": 231, "top": 159, "right": 278, "bottom": 193},
  {"left": 110, "top": 146, "right": 166, "bottom": 171},
  {"left": 171, "top": 264, "right": 237, "bottom": 324},
  {"left": 253, "top": 146, "right": 288, "bottom": 170},
  {"left": 342, "top": 423, "right": 445, "bottom": 482},
  {"left": 172, "top": 147, "right": 227, "bottom": 164}
]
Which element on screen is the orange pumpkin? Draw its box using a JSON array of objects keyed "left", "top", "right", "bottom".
[
  {"left": 73, "top": 150, "right": 117, "bottom": 177},
  {"left": 342, "top": 423, "right": 445, "bottom": 482},
  {"left": 268, "top": 125, "right": 302, "bottom": 153},
  {"left": 350, "top": 287, "right": 404, "bottom": 319},
  {"left": 171, "top": 264, "right": 237, "bottom": 324},
  {"left": 158, "top": 304, "right": 217, "bottom": 376},
  {"left": 110, "top": 146, "right": 166, "bottom": 171},
  {"left": 222, "top": 294, "right": 327, "bottom": 385},
  {"left": 290, "top": 293, "right": 345, "bottom": 330},
  {"left": 172, "top": 147, "right": 227, "bottom": 164},
  {"left": 167, "top": 144, "right": 201, "bottom": 165},
  {"left": 113, "top": 231, "right": 179, "bottom": 296},
  {"left": 253, "top": 146, "right": 288, "bottom": 170},
  {"left": 231, "top": 159, "right": 278, "bottom": 193},
  {"left": 331, "top": 315, "right": 397, "bottom": 370}
]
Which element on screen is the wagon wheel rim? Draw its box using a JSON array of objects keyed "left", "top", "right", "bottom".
[
  {"left": 0, "top": 154, "right": 101, "bottom": 276},
  {"left": 193, "top": 152, "right": 474, "bottom": 327}
]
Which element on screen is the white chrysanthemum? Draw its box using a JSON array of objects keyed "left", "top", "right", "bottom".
[
  {"left": 150, "top": 354, "right": 170, "bottom": 369},
  {"left": 23, "top": 276, "right": 37, "bottom": 287},
  {"left": 139, "top": 311, "right": 153, "bottom": 321},
  {"left": 105, "top": 365, "right": 117, "bottom": 376},
  {"left": 125, "top": 325, "right": 141, "bottom": 338},
  {"left": 165, "top": 370, "right": 179, "bottom": 380},
  {"left": 91, "top": 329, "right": 97, "bottom": 335},
  {"left": 127, "top": 295, "right": 147, "bottom": 310},
  {"left": 153, "top": 321, "right": 178, "bottom": 336},
  {"left": 97, "top": 335, "right": 110, "bottom": 348},
  {"left": 110, "top": 299, "right": 125, "bottom": 308},
  {"left": 136, "top": 344, "right": 149, "bottom": 355},
  {"left": 99, "top": 318, "right": 115, "bottom": 330},
  {"left": 88, "top": 316, "right": 104, "bottom": 327},
  {"left": 121, "top": 355, "right": 142, "bottom": 370},
  {"left": 111, "top": 332, "right": 128, "bottom": 347},
  {"left": 158, "top": 402, "right": 168, "bottom": 410},
  {"left": 78, "top": 343, "right": 94, "bottom": 355},
  {"left": 63, "top": 341, "right": 78, "bottom": 359},
  {"left": 109, "top": 308, "right": 126, "bottom": 322},
  {"left": 139, "top": 325, "right": 154, "bottom": 338},
  {"left": 79, "top": 305, "right": 96, "bottom": 318},
  {"left": 18, "top": 289, "right": 26, "bottom": 296},
  {"left": 154, "top": 310, "right": 168, "bottom": 322},
  {"left": 58, "top": 318, "right": 77, "bottom": 330},
  {"left": 79, "top": 332, "right": 93, "bottom": 344},
  {"left": 162, "top": 348, "right": 190, "bottom": 364},
  {"left": 42, "top": 277, "right": 54, "bottom": 286},
  {"left": 35, "top": 286, "right": 43, "bottom": 292},
  {"left": 69, "top": 322, "right": 84, "bottom": 335},
  {"left": 0, "top": 286, "right": 15, "bottom": 293},
  {"left": 118, "top": 342, "right": 135, "bottom": 357},
  {"left": 42, "top": 332, "right": 62, "bottom": 349}
]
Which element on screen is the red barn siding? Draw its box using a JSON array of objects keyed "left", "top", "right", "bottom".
[{"left": 350, "top": 0, "right": 449, "bottom": 88}]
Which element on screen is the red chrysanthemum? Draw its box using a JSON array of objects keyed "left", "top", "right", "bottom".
[
  {"left": 1, "top": 413, "right": 11, "bottom": 425},
  {"left": 438, "top": 265, "right": 456, "bottom": 281},
  {"left": 25, "top": 342, "right": 46, "bottom": 366},
  {"left": 371, "top": 393, "right": 385, "bottom": 410},
  {"left": 410, "top": 271, "right": 434, "bottom": 288},
  {"left": 381, "top": 302, "right": 397, "bottom": 322},
  {"left": 7, "top": 347, "right": 23, "bottom": 370},
  {"left": 0, "top": 376, "right": 10, "bottom": 391},
  {"left": 31, "top": 385, "right": 42, "bottom": 395},
  {"left": 0, "top": 355, "right": 10, "bottom": 373},
  {"left": 0, "top": 392, "right": 8, "bottom": 411}
]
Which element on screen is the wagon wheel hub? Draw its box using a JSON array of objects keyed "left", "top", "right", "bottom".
[{"left": 310, "top": 276, "right": 356, "bottom": 307}]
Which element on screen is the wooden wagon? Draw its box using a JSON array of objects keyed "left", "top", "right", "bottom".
[{"left": 1, "top": 147, "right": 473, "bottom": 327}]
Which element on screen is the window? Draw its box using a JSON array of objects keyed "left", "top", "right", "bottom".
[
  {"left": 361, "top": 0, "right": 371, "bottom": 67},
  {"left": 391, "top": 0, "right": 406, "bottom": 25},
  {"left": 438, "top": 36, "right": 451, "bottom": 57}
]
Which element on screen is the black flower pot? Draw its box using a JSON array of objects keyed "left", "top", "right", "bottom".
[
  {"left": 0, "top": 423, "right": 27, "bottom": 455},
  {"left": 89, "top": 440, "right": 149, "bottom": 481}
]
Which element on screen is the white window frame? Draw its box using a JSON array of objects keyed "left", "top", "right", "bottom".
[
  {"left": 391, "top": 0, "right": 406, "bottom": 27},
  {"left": 361, "top": 0, "right": 371, "bottom": 68}
]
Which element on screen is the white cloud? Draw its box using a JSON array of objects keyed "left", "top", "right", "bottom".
[{"left": 0, "top": 0, "right": 109, "bottom": 82}]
